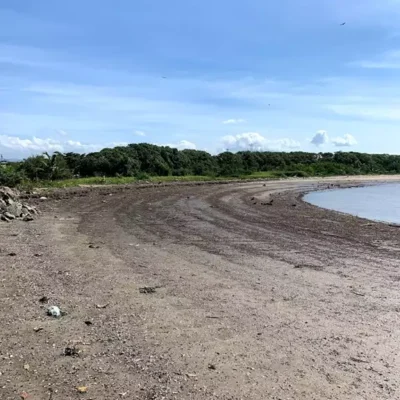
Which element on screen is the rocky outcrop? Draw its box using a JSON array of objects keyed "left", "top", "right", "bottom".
[{"left": 0, "top": 187, "right": 39, "bottom": 222}]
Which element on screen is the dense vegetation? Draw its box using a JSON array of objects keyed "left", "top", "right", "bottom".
[{"left": 2, "top": 143, "right": 400, "bottom": 187}]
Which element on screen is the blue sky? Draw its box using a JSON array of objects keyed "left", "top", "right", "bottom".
[{"left": 2, "top": 0, "right": 400, "bottom": 158}]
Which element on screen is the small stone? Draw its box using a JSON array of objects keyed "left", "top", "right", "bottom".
[
  {"left": 76, "top": 386, "right": 87, "bottom": 393},
  {"left": 47, "top": 306, "right": 61, "bottom": 318},
  {"left": 64, "top": 347, "right": 79, "bottom": 357},
  {"left": 23, "top": 364, "right": 30, "bottom": 371},
  {"left": 95, "top": 303, "right": 109, "bottom": 309}
]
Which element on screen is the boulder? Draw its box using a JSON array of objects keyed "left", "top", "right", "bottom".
[
  {"left": 0, "top": 214, "right": 10, "bottom": 222},
  {"left": 5, "top": 202, "right": 23, "bottom": 217},
  {"left": 3, "top": 212, "right": 15, "bottom": 220},
  {"left": 0, "top": 187, "right": 19, "bottom": 200},
  {"left": 22, "top": 205, "right": 38, "bottom": 214}
]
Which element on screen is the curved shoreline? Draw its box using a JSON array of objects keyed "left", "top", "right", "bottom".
[
  {"left": 2, "top": 176, "right": 400, "bottom": 399},
  {"left": 301, "top": 180, "right": 400, "bottom": 226}
]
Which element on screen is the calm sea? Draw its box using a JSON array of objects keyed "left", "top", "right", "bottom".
[{"left": 304, "top": 183, "right": 400, "bottom": 224}]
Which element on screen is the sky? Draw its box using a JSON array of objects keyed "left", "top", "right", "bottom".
[{"left": 2, "top": 0, "right": 400, "bottom": 159}]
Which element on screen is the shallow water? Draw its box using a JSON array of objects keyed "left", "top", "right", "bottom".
[{"left": 304, "top": 183, "right": 400, "bottom": 224}]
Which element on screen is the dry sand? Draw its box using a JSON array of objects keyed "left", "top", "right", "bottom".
[{"left": 2, "top": 176, "right": 400, "bottom": 399}]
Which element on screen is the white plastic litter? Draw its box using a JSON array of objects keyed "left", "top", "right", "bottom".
[{"left": 47, "top": 306, "right": 61, "bottom": 318}]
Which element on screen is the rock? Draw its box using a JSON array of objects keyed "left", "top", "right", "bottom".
[
  {"left": 22, "top": 205, "right": 37, "bottom": 214},
  {"left": 1, "top": 187, "right": 38, "bottom": 223},
  {"left": 47, "top": 306, "right": 61, "bottom": 318},
  {"left": 1, "top": 214, "right": 10, "bottom": 222},
  {"left": 95, "top": 303, "right": 109, "bottom": 309},
  {"left": 3, "top": 211, "right": 15, "bottom": 220},
  {"left": 39, "top": 197, "right": 47, "bottom": 201},
  {"left": 64, "top": 347, "right": 80, "bottom": 357},
  {"left": 5, "top": 202, "right": 22, "bottom": 217},
  {"left": 76, "top": 386, "right": 88, "bottom": 394},
  {"left": 0, "top": 186, "right": 19, "bottom": 200}
]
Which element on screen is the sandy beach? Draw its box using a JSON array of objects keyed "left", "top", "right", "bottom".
[{"left": 2, "top": 176, "right": 400, "bottom": 400}]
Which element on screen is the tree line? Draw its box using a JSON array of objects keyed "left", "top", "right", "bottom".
[{"left": 2, "top": 143, "right": 400, "bottom": 186}]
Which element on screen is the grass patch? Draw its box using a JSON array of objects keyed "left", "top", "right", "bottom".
[{"left": 19, "top": 171, "right": 286, "bottom": 190}]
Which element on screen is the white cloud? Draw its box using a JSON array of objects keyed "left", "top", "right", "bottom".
[
  {"left": 0, "top": 135, "right": 64, "bottom": 153},
  {"left": 310, "top": 131, "right": 357, "bottom": 148},
  {"left": 134, "top": 130, "right": 146, "bottom": 136},
  {"left": 331, "top": 134, "right": 358, "bottom": 147},
  {"left": 57, "top": 129, "right": 68, "bottom": 136},
  {"left": 221, "top": 132, "right": 300, "bottom": 152},
  {"left": 0, "top": 134, "right": 128, "bottom": 155},
  {"left": 222, "top": 118, "right": 246, "bottom": 124},
  {"left": 311, "top": 130, "right": 329, "bottom": 146},
  {"left": 164, "top": 140, "right": 197, "bottom": 150}
]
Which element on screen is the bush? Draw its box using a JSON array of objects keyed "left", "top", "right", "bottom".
[
  {"left": 135, "top": 172, "right": 150, "bottom": 181},
  {"left": 0, "top": 165, "right": 24, "bottom": 187},
  {"left": 283, "top": 170, "right": 309, "bottom": 178}
]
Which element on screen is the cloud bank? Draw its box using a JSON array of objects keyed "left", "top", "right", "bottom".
[
  {"left": 0, "top": 134, "right": 123, "bottom": 155},
  {"left": 221, "top": 132, "right": 300, "bottom": 152}
]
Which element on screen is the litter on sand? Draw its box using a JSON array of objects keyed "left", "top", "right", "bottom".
[{"left": 139, "top": 286, "right": 158, "bottom": 294}]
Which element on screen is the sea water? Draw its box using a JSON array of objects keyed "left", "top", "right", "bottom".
[{"left": 304, "top": 183, "right": 400, "bottom": 224}]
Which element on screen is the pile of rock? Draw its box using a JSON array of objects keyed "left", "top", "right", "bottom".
[{"left": 0, "top": 187, "right": 39, "bottom": 222}]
